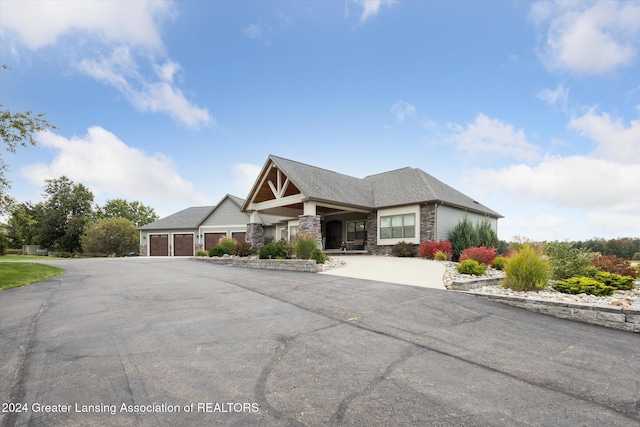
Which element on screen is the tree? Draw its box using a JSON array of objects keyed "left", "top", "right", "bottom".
[
  {"left": 4, "top": 201, "right": 41, "bottom": 249},
  {"left": 448, "top": 216, "right": 479, "bottom": 261},
  {"left": 476, "top": 218, "right": 499, "bottom": 249},
  {"left": 82, "top": 217, "right": 139, "bottom": 256},
  {"left": 1, "top": 64, "right": 57, "bottom": 215},
  {"left": 93, "top": 198, "right": 159, "bottom": 227},
  {"left": 37, "top": 176, "right": 94, "bottom": 253}
]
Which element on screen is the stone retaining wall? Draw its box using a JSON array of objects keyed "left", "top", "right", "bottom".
[
  {"left": 193, "top": 257, "right": 321, "bottom": 272},
  {"left": 468, "top": 293, "right": 639, "bottom": 333}
]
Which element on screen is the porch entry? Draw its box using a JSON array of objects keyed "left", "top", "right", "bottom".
[{"left": 325, "top": 220, "right": 342, "bottom": 250}]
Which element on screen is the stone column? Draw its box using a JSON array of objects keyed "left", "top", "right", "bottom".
[
  {"left": 298, "top": 215, "right": 323, "bottom": 250},
  {"left": 366, "top": 211, "right": 377, "bottom": 254},
  {"left": 247, "top": 223, "right": 264, "bottom": 251}
]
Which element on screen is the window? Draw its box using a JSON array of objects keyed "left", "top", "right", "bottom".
[
  {"left": 289, "top": 225, "right": 298, "bottom": 239},
  {"left": 380, "top": 214, "right": 415, "bottom": 239},
  {"left": 346, "top": 220, "right": 367, "bottom": 241}
]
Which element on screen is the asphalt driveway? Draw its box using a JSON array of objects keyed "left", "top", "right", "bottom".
[{"left": 1, "top": 258, "right": 638, "bottom": 426}]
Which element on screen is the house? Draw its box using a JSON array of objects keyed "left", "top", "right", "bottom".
[
  {"left": 242, "top": 155, "right": 502, "bottom": 254},
  {"left": 138, "top": 194, "right": 286, "bottom": 256},
  {"left": 139, "top": 155, "right": 502, "bottom": 256}
]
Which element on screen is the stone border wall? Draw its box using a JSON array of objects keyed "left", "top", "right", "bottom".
[
  {"left": 466, "top": 292, "right": 639, "bottom": 333},
  {"left": 193, "top": 257, "right": 321, "bottom": 272}
]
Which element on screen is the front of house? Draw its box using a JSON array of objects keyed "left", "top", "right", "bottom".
[
  {"left": 139, "top": 155, "right": 502, "bottom": 256},
  {"left": 241, "top": 155, "right": 502, "bottom": 255}
]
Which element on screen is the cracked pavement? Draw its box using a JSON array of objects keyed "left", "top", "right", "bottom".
[{"left": 1, "top": 257, "right": 639, "bottom": 426}]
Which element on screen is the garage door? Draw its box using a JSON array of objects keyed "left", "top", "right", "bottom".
[
  {"left": 232, "top": 232, "right": 246, "bottom": 243},
  {"left": 204, "top": 233, "right": 226, "bottom": 251},
  {"left": 173, "top": 234, "right": 194, "bottom": 256},
  {"left": 149, "top": 234, "right": 169, "bottom": 256}
]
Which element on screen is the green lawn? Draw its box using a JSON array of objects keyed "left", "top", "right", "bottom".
[{"left": 0, "top": 262, "right": 65, "bottom": 291}]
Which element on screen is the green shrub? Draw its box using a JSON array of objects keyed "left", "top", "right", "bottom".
[
  {"left": 502, "top": 244, "right": 549, "bottom": 291},
  {"left": 218, "top": 237, "right": 237, "bottom": 253},
  {"left": 491, "top": 256, "right": 507, "bottom": 270},
  {"left": 295, "top": 235, "right": 318, "bottom": 259},
  {"left": 232, "top": 241, "right": 254, "bottom": 257},
  {"left": 195, "top": 249, "right": 209, "bottom": 257},
  {"left": 57, "top": 251, "right": 72, "bottom": 258},
  {"left": 259, "top": 243, "right": 286, "bottom": 259},
  {"left": 552, "top": 277, "right": 615, "bottom": 296},
  {"left": 392, "top": 241, "right": 416, "bottom": 257},
  {"left": 476, "top": 218, "right": 499, "bottom": 249},
  {"left": 311, "top": 248, "right": 326, "bottom": 264},
  {"left": 543, "top": 241, "right": 595, "bottom": 280},
  {"left": 448, "top": 216, "right": 479, "bottom": 261},
  {"left": 274, "top": 239, "right": 294, "bottom": 258},
  {"left": 586, "top": 270, "right": 635, "bottom": 290},
  {"left": 456, "top": 259, "right": 486, "bottom": 276},
  {"left": 209, "top": 246, "right": 226, "bottom": 257},
  {"left": 633, "top": 252, "right": 640, "bottom": 261},
  {"left": 434, "top": 250, "right": 447, "bottom": 261}
]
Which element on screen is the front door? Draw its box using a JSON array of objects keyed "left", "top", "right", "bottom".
[{"left": 325, "top": 220, "right": 342, "bottom": 249}]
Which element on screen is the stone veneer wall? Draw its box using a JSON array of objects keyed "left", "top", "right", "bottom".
[
  {"left": 247, "top": 223, "right": 265, "bottom": 251},
  {"left": 139, "top": 244, "right": 147, "bottom": 256},
  {"left": 366, "top": 211, "right": 378, "bottom": 254},
  {"left": 298, "top": 215, "right": 322, "bottom": 249},
  {"left": 420, "top": 204, "right": 436, "bottom": 242},
  {"left": 194, "top": 257, "right": 321, "bottom": 272}
]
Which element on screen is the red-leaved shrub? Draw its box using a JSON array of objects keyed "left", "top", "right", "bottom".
[
  {"left": 419, "top": 240, "right": 453, "bottom": 260},
  {"left": 459, "top": 246, "right": 497, "bottom": 266},
  {"left": 591, "top": 255, "right": 637, "bottom": 278}
]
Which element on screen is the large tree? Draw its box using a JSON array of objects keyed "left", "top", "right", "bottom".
[
  {"left": 1, "top": 65, "right": 57, "bottom": 215},
  {"left": 82, "top": 217, "right": 139, "bottom": 256},
  {"left": 37, "top": 176, "right": 94, "bottom": 253},
  {"left": 4, "top": 201, "right": 41, "bottom": 249},
  {"left": 93, "top": 198, "right": 159, "bottom": 227}
]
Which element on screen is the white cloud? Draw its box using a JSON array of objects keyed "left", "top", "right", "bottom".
[
  {"left": 0, "top": 0, "right": 172, "bottom": 51},
  {"left": 78, "top": 48, "right": 213, "bottom": 129},
  {"left": 586, "top": 212, "right": 640, "bottom": 237},
  {"left": 470, "top": 156, "right": 640, "bottom": 212},
  {"left": 231, "top": 163, "right": 262, "bottom": 198},
  {"left": 1, "top": 0, "right": 213, "bottom": 128},
  {"left": 449, "top": 114, "right": 542, "bottom": 162},
  {"left": 568, "top": 110, "right": 640, "bottom": 164},
  {"left": 353, "top": 0, "right": 395, "bottom": 23},
  {"left": 498, "top": 213, "right": 575, "bottom": 242},
  {"left": 390, "top": 101, "right": 416, "bottom": 122},
  {"left": 242, "top": 24, "right": 264, "bottom": 40},
  {"left": 531, "top": 1, "right": 640, "bottom": 74},
  {"left": 536, "top": 84, "right": 570, "bottom": 107},
  {"left": 21, "top": 127, "right": 208, "bottom": 205}
]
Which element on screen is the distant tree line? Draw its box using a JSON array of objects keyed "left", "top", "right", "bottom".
[
  {"left": 572, "top": 238, "right": 640, "bottom": 260},
  {"left": 1, "top": 176, "right": 159, "bottom": 256}
]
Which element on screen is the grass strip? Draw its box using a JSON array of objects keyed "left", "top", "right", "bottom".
[{"left": 0, "top": 262, "right": 65, "bottom": 291}]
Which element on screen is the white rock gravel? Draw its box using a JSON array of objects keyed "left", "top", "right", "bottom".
[{"left": 443, "top": 261, "right": 640, "bottom": 308}]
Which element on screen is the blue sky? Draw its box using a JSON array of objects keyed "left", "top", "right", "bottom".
[{"left": 1, "top": 0, "right": 639, "bottom": 241}]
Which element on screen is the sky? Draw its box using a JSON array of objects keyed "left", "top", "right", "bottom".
[{"left": 1, "top": 0, "right": 639, "bottom": 242}]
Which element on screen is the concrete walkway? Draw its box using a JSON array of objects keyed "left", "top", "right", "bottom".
[{"left": 319, "top": 255, "right": 446, "bottom": 289}]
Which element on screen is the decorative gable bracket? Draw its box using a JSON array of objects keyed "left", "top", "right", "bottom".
[{"left": 268, "top": 168, "right": 290, "bottom": 200}]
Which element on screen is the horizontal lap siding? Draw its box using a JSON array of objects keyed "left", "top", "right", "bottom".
[{"left": 436, "top": 205, "right": 497, "bottom": 241}]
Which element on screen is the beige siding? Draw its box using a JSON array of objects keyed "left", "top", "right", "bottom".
[
  {"left": 201, "top": 198, "right": 249, "bottom": 226},
  {"left": 436, "top": 205, "right": 497, "bottom": 241}
]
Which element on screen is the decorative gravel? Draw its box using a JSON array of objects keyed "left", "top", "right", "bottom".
[
  {"left": 320, "top": 257, "right": 347, "bottom": 272},
  {"left": 443, "top": 261, "right": 640, "bottom": 308}
]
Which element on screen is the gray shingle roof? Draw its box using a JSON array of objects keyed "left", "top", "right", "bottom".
[
  {"left": 268, "top": 155, "right": 502, "bottom": 217},
  {"left": 270, "top": 156, "right": 374, "bottom": 208},
  {"left": 139, "top": 206, "right": 215, "bottom": 230}
]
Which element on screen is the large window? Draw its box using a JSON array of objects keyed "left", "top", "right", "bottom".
[
  {"left": 346, "top": 220, "right": 367, "bottom": 241},
  {"left": 380, "top": 214, "right": 415, "bottom": 239}
]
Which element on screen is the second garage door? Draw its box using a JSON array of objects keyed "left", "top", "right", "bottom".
[{"left": 173, "top": 234, "right": 194, "bottom": 256}]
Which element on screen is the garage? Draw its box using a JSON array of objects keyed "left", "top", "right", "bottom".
[
  {"left": 149, "top": 234, "right": 169, "bottom": 256},
  {"left": 173, "top": 234, "right": 194, "bottom": 256},
  {"left": 232, "top": 232, "right": 246, "bottom": 243},
  {"left": 204, "top": 233, "right": 227, "bottom": 251}
]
